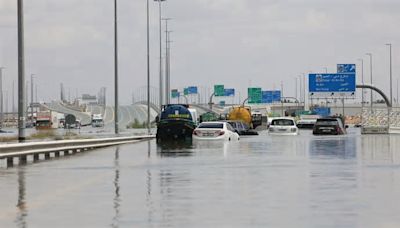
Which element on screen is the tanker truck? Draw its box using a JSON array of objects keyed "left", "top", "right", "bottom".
[
  {"left": 227, "top": 106, "right": 263, "bottom": 129},
  {"left": 156, "top": 104, "right": 197, "bottom": 143}
]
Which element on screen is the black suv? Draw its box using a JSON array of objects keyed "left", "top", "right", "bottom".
[{"left": 313, "top": 117, "right": 347, "bottom": 135}]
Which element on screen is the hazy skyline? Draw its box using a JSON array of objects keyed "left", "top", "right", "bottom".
[{"left": 1, "top": 0, "right": 399, "bottom": 106}]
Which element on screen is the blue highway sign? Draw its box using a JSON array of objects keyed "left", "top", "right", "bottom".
[
  {"left": 337, "top": 64, "right": 356, "bottom": 74},
  {"left": 224, "top": 88, "right": 235, "bottom": 97},
  {"left": 309, "top": 73, "right": 356, "bottom": 98}
]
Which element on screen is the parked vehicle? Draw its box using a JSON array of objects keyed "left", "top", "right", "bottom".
[
  {"left": 193, "top": 122, "right": 240, "bottom": 141},
  {"left": 313, "top": 117, "right": 347, "bottom": 135},
  {"left": 268, "top": 117, "right": 299, "bottom": 135},
  {"left": 156, "top": 104, "right": 196, "bottom": 143},
  {"left": 223, "top": 120, "right": 258, "bottom": 136}
]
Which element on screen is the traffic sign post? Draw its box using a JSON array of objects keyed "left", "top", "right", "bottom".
[
  {"left": 214, "top": 85, "right": 225, "bottom": 97},
  {"left": 224, "top": 88, "right": 235, "bottom": 97},
  {"left": 337, "top": 64, "right": 356, "bottom": 73},
  {"left": 248, "top": 87, "right": 262, "bottom": 104},
  {"left": 188, "top": 86, "right": 198, "bottom": 94},
  {"left": 262, "top": 90, "right": 281, "bottom": 103},
  {"left": 171, "top": 89, "right": 179, "bottom": 98},
  {"left": 309, "top": 73, "right": 356, "bottom": 98}
]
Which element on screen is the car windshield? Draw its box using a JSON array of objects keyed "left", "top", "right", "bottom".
[
  {"left": 316, "top": 120, "right": 338, "bottom": 126},
  {"left": 271, "top": 119, "right": 294, "bottom": 126},
  {"left": 198, "top": 123, "right": 223, "bottom": 129}
]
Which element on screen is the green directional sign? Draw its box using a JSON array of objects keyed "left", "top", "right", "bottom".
[
  {"left": 214, "top": 85, "right": 225, "bottom": 97},
  {"left": 184, "top": 88, "right": 189, "bottom": 95},
  {"left": 248, "top": 87, "right": 262, "bottom": 104},
  {"left": 171, "top": 89, "right": 179, "bottom": 98}
]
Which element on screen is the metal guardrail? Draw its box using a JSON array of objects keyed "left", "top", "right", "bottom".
[{"left": 0, "top": 135, "right": 154, "bottom": 167}]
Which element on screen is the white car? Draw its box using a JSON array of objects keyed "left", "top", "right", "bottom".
[
  {"left": 193, "top": 122, "right": 240, "bottom": 141},
  {"left": 268, "top": 117, "right": 298, "bottom": 135}
]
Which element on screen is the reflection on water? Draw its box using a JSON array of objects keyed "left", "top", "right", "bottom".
[
  {"left": 361, "top": 135, "right": 400, "bottom": 164},
  {"left": 3, "top": 131, "right": 400, "bottom": 227},
  {"left": 111, "top": 147, "right": 121, "bottom": 228},
  {"left": 157, "top": 140, "right": 193, "bottom": 157},
  {"left": 309, "top": 136, "right": 357, "bottom": 159},
  {"left": 15, "top": 167, "right": 27, "bottom": 228}
]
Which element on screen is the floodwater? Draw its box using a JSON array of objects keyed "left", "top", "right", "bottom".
[{"left": 1, "top": 129, "right": 400, "bottom": 227}]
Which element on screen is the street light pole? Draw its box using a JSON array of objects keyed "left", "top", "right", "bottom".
[
  {"left": 358, "top": 58, "right": 364, "bottom": 108},
  {"left": 114, "top": 0, "right": 119, "bottom": 134},
  {"left": 0, "top": 67, "right": 3, "bottom": 128},
  {"left": 294, "top": 77, "right": 298, "bottom": 101},
  {"left": 18, "top": 0, "right": 26, "bottom": 141},
  {"left": 146, "top": 0, "right": 151, "bottom": 134},
  {"left": 366, "top": 53, "right": 373, "bottom": 108},
  {"left": 386, "top": 43, "right": 393, "bottom": 106},
  {"left": 155, "top": 0, "right": 166, "bottom": 111},
  {"left": 298, "top": 75, "right": 302, "bottom": 104},
  {"left": 30, "top": 74, "right": 35, "bottom": 123},
  {"left": 162, "top": 18, "right": 172, "bottom": 103}
]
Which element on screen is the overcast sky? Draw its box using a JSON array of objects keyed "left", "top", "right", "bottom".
[{"left": 1, "top": 0, "right": 400, "bottom": 106}]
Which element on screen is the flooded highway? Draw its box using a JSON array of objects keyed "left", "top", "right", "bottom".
[{"left": 1, "top": 129, "right": 400, "bottom": 227}]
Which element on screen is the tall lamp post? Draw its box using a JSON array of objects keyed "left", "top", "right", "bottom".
[
  {"left": 162, "top": 18, "right": 172, "bottom": 103},
  {"left": 366, "top": 53, "right": 373, "bottom": 108},
  {"left": 114, "top": 0, "right": 119, "bottom": 134},
  {"left": 155, "top": 0, "right": 166, "bottom": 111},
  {"left": 386, "top": 43, "right": 393, "bottom": 106},
  {"left": 30, "top": 74, "right": 35, "bottom": 122},
  {"left": 146, "top": 0, "right": 151, "bottom": 134},
  {"left": 358, "top": 58, "right": 364, "bottom": 108},
  {"left": 18, "top": 0, "right": 26, "bottom": 141},
  {"left": 0, "top": 67, "right": 4, "bottom": 128}
]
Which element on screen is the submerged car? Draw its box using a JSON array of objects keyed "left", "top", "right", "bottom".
[
  {"left": 223, "top": 120, "right": 258, "bottom": 136},
  {"left": 312, "top": 117, "right": 347, "bottom": 135},
  {"left": 268, "top": 117, "right": 299, "bottom": 135},
  {"left": 193, "top": 122, "right": 240, "bottom": 141}
]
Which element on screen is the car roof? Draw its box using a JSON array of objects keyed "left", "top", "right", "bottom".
[
  {"left": 271, "top": 117, "right": 295, "bottom": 121},
  {"left": 200, "top": 121, "right": 225, "bottom": 124}
]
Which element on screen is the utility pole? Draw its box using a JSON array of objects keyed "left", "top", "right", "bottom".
[
  {"left": 386, "top": 44, "right": 393, "bottom": 106},
  {"left": 18, "top": 0, "right": 26, "bottom": 141},
  {"left": 358, "top": 58, "right": 364, "bottom": 108},
  {"left": 156, "top": 0, "right": 166, "bottom": 110},
  {"left": 366, "top": 53, "right": 373, "bottom": 108},
  {"left": 114, "top": 0, "right": 119, "bottom": 134},
  {"left": 0, "top": 67, "right": 3, "bottom": 128},
  {"left": 30, "top": 74, "right": 34, "bottom": 122},
  {"left": 146, "top": 0, "right": 151, "bottom": 134},
  {"left": 12, "top": 80, "right": 15, "bottom": 113},
  {"left": 162, "top": 18, "right": 172, "bottom": 103}
]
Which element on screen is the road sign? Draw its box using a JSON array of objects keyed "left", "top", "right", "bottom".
[
  {"left": 224, "top": 88, "right": 235, "bottom": 97},
  {"left": 337, "top": 64, "right": 356, "bottom": 74},
  {"left": 184, "top": 88, "right": 189, "bottom": 95},
  {"left": 262, "top": 90, "right": 281, "bottom": 103},
  {"left": 65, "top": 114, "right": 76, "bottom": 125},
  {"left": 309, "top": 73, "right": 356, "bottom": 98},
  {"left": 273, "top": 91, "right": 281, "bottom": 101},
  {"left": 214, "top": 85, "right": 225, "bottom": 97},
  {"left": 171, "top": 89, "right": 179, "bottom": 98},
  {"left": 188, "top": 86, "right": 198, "bottom": 94},
  {"left": 248, "top": 87, "right": 262, "bottom": 104}
]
